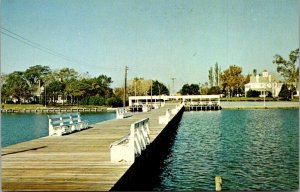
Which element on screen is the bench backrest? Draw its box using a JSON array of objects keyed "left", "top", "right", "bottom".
[
  {"left": 48, "top": 112, "right": 82, "bottom": 126},
  {"left": 116, "top": 107, "right": 127, "bottom": 115},
  {"left": 128, "top": 117, "right": 150, "bottom": 159}
]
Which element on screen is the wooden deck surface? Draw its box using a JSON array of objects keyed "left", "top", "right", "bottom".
[{"left": 2, "top": 104, "right": 179, "bottom": 191}]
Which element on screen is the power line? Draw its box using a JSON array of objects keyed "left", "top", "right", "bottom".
[
  {"left": 1, "top": 27, "right": 121, "bottom": 71},
  {"left": 1, "top": 28, "right": 77, "bottom": 63}
]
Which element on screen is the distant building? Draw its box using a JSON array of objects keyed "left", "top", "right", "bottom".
[{"left": 244, "top": 70, "right": 282, "bottom": 97}]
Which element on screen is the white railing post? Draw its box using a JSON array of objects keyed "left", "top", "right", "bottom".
[
  {"left": 129, "top": 124, "right": 136, "bottom": 162},
  {"left": 48, "top": 117, "right": 54, "bottom": 136},
  {"left": 110, "top": 118, "right": 150, "bottom": 163}
]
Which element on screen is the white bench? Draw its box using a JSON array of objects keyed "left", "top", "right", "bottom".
[
  {"left": 110, "top": 118, "right": 150, "bottom": 163},
  {"left": 48, "top": 112, "right": 89, "bottom": 136},
  {"left": 159, "top": 109, "right": 171, "bottom": 124},
  {"left": 116, "top": 107, "right": 133, "bottom": 119},
  {"left": 171, "top": 104, "right": 184, "bottom": 114},
  {"left": 142, "top": 105, "right": 151, "bottom": 112}
]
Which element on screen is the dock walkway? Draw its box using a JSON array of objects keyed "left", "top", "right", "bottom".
[{"left": 2, "top": 104, "right": 182, "bottom": 191}]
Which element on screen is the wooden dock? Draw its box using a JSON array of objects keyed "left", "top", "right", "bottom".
[{"left": 2, "top": 103, "right": 183, "bottom": 191}]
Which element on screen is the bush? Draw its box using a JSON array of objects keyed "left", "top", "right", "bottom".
[
  {"left": 106, "top": 97, "right": 123, "bottom": 107},
  {"left": 246, "top": 89, "right": 260, "bottom": 97},
  {"left": 88, "top": 95, "right": 105, "bottom": 106},
  {"left": 79, "top": 97, "right": 89, "bottom": 105},
  {"left": 278, "top": 84, "right": 296, "bottom": 101},
  {"left": 208, "top": 86, "right": 221, "bottom": 95}
]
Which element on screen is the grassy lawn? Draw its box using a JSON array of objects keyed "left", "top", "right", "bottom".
[{"left": 220, "top": 97, "right": 299, "bottom": 102}]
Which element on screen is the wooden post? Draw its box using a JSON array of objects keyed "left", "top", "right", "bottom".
[{"left": 215, "top": 176, "right": 222, "bottom": 191}]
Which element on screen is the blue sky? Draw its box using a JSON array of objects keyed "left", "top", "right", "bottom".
[{"left": 1, "top": 0, "right": 298, "bottom": 91}]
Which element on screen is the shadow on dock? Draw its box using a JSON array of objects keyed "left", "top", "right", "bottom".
[{"left": 110, "top": 107, "right": 184, "bottom": 191}]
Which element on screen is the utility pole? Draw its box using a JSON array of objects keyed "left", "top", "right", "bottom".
[
  {"left": 123, "top": 66, "right": 128, "bottom": 107},
  {"left": 171, "top": 78, "right": 176, "bottom": 96}
]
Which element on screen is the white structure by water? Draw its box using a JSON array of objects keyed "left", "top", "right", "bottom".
[
  {"left": 244, "top": 70, "right": 282, "bottom": 97},
  {"left": 128, "top": 95, "right": 221, "bottom": 107}
]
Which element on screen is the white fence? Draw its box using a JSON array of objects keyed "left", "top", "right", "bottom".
[
  {"left": 110, "top": 118, "right": 150, "bottom": 163},
  {"left": 48, "top": 113, "right": 89, "bottom": 136}
]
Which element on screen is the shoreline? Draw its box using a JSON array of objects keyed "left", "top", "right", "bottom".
[
  {"left": 222, "top": 106, "right": 299, "bottom": 109},
  {"left": 1, "top": 107, "right": 116, "bottom": 113},
  {"left": 221, "top": 101, "right": 299, "bottom": 109}
]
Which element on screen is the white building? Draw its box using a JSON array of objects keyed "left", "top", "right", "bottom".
[{"left": 244, "top": 70, "right": 282, "bottom": 97}]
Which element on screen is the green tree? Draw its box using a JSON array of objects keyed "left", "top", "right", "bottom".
[
  {"left": 278, "top": 83, "right": 296, "bottom": 100},
  {"left": 253, "top": 69, "right": 257, "bottom": 76},
  {"left": 179, "top": 84, "right": 190, "bottom": 95},
  {"left": 106, "top": 96, "right": 123, "bottom": 107},
  {"left": 46, "top": 80, "right": 65, "bottom": 104},
  {"left": 4, "top": 71, "right": 32, "bottom": 103},
  {"left": 94, "top": 75, "right": 113, "bottom": 98},
  {"left": 24, "top": 65, "right": 51, "bottom": 85},
  {"left": 273, "top": 48, "right": 299, "bottom": 99},
  {"left": 179, "top": 84, "right": 199, "bottom": 95},
  {"left": 53, "top": 68, "right": 78, "bottom": 82},
  {"left": 220, "top": 65, "right": 244, "bottom": 97},
  {"left": 200, "top": 82, "right": 209, "bottom": 95},
  {"left": 214, "top": 63, "right": 221, "bottom": 87},
  {"left": 189, "top": 84, "right": 200, "bottom": 95},
  {"left": 208, "top": 67, "right": 214, "bottom": 87},
  {"left": 65, "top": 80, "right": 85, "bottom": 105},
  {"left": 208, "top": 86, "right": 221, "bottom": 95},
  {"left": 147, "top": 80, "right": 169, "bottom": 95}
]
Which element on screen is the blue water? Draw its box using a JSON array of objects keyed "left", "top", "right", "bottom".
[
  {"left": 154, "top": 109, "right": 299, "bottom": 191},
  {"left": 2, "top": 109, "right": 299, "bottom": 190},
  {"left": 1, "top": 112, "right": 116, "bottom": 147}
]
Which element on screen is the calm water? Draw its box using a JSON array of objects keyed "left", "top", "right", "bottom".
[
  {"left": 154, "top": 109, "right": 299, "bottom": 191},
  {"left": 2, "top": 109, "right": 299, "bottom": 190},
  {"left": 1, "top": 112, "right": 115, "bottom": 147}
]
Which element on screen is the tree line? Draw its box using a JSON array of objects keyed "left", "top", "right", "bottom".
[
  {"left": 179, "top": 48, "right": 299, "bottom": 99},
  {"left": 179, "top": 63, "right": 248, "bottom": 97},
  {"left": 1, "top": 65, "right": 123, "bottom": 106},
  {"left": 1, "top": 65, "right": 170, "bottom": 106}
]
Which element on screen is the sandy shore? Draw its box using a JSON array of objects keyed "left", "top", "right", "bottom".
[{"left": 221, "top": 101, "right": 299, "bottom": 109}]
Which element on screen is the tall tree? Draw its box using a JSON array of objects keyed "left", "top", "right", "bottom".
[
  {"left": 214, "top": 63, "right": 221, "bottom": 86},
  {"left": 273, "top": 48, "right": 299, "bottom": 99},
  {"left": 208, "top": 67, "right": 214, "bottom": 87},
  {"left": 179, "top": 84, "right": 199, "bottom": 95},
  {"left": 53, "top": 68, "right": 78, "bottom": 82},
  {"left": 253, "top": 69, "right": 257, "bottom": 76},
  {"left": 46, "top": 80, "right": 65, "bottom": 103},
  {"left": 24, "top": 65, "right": 51, "bottom": 85},
  {"left": 4, "top": 71, "right": 32, "bottom": 103},
  {"left": 200, "top": 82, "right": 209, "bottom": 95},
  {"left": 220, "top": 65, "right": 244, "bottom": 97},
  {"left": 147, "top": 80, "right": 169, "bottom": 95},
  {"left": 127, "top": 78, "right": 152, "bottom": 96},
  {"left": 180, "top": 84, "right": 191, "bottom": 95}
]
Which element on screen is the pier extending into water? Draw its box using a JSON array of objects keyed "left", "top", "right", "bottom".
[{"left": 2, "top": 103, "right": 184, "bottom": 191}]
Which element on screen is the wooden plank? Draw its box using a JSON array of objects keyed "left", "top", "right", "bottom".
[{"left": 2, "top": 104, "right": 180, "bottom": 191}]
